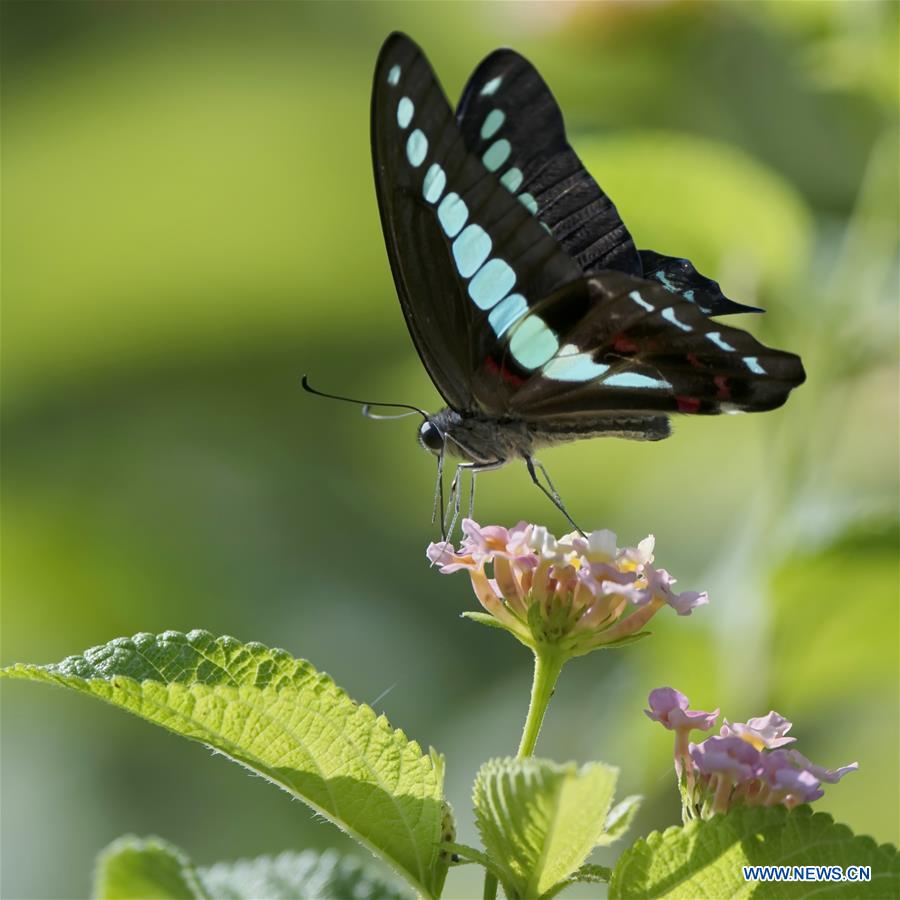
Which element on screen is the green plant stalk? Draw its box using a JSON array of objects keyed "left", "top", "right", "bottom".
[
  {"left": 516, "top": 647, "right": 565, "bottom": 759},
  {"left": 482, "top": 872, "right": 499, "bottom": 900},
  {"left": 481, "top": 647, "right": 566, "bottom": 900}
]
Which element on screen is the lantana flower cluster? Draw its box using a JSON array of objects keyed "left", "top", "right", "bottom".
[
  {"left": 646, "top": 687, "right": 858, "bottom": 819},
  {"left": 427, "top": 520, "right": 707, "bottom": 657}
]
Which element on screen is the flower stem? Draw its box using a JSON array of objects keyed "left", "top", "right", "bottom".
[
  {"left": 481, "top": 648, "right": 566, "bottom": 900},
  {"left": 517, "top": 647, "right": 564, "bottom": 759}
]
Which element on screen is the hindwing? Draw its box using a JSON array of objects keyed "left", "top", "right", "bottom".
[{"left": 501, "top": 273, "right": 804, "bottom": 419}]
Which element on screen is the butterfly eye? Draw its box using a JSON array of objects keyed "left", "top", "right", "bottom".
[{"left": 418, "top": 421, "right": 444, "bottom": 452}]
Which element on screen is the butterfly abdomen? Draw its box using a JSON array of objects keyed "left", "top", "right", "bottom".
[
  {"left": 426, "top": 406, "right": 671, "bottom": 464},
  {"left": 527, "top": 416, "right": 671, "bottom": 447}
]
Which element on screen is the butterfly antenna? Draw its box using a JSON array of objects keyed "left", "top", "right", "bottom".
[{"left": 301, "top": 375, "right": 428, "bottom": 419}]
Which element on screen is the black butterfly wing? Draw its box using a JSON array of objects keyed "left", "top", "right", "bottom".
[
  {"left": 499, "top": 271, "right": 804, "bottom": 420},
  {"left": 455, "top": 48, "right": 641, "bottom": 277},
  {"left": 372, "top": 33, "right": 586, "bottom": 413},
  {"left": 455, "top": 50, "right": 761, "bottom": 318},
  {"left": 373, "top": 33, "right": 803, "bottom": 430},
  {"left": 637, "top": 250, "right": 762, "bottom": 317}
]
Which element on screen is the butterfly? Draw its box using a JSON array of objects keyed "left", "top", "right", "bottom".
[{"left": 306, "top": 32, "right": 805, "bottom": 534}]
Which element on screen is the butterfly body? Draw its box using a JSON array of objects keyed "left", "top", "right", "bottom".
[
  {"left": 421, "top": 406, "right": 670, "bottom": 466},
  {"left": 364, "top": 32, "right": 805, "bottom": 526}
]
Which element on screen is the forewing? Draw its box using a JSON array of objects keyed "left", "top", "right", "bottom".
[
  {"left": 455, "top": 49, "right": 642, "bottom": 276},
  {"left": 500, "top": 272, "right": 805, "bottom": 419},
  {"left": 372, "top": 33, "right": 585, "bottom": 413}
]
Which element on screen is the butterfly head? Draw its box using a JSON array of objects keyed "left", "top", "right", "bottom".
[
  {"left": 417, "top": 419, "right": 445, "bottom": 454},
  {"left": 416, "top": 407, "right": 473, "bottom": 459}
]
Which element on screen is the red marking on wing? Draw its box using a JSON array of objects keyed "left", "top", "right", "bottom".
[
  {"left": 612, "top": 334, "right": 638, "bottom": 354},
  {"left": 676, "top": 395, "right": 702, "bottom": 413},
  {"left": 686, "top": 352, "right": 704, "bottom": 370},
  {"left": 484, "top": 355, "right": 525, "bottom": 387},
  {"left": 714, "top": 375, "right": 731, "bottom": 399}
]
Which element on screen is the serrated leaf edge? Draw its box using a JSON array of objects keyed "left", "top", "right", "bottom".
[
  {"left": 609, "top": 805, "right": 899, "bottom": 899},
  {"left": 2, "top": 631, "right": 449, "bottom": 899}
]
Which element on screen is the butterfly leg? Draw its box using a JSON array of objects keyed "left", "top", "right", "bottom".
[
  {"left": 524, "top": 456, "right": 585, "bottom": 536},
  {"left": 431, "top": 448, "right": 446, "bottom": 538},
  {"left": 443, "top": 459, "right": 506, "bottom": 538},
  {"left": 442, "top": 464, "right": 465, "bottom": 539}
]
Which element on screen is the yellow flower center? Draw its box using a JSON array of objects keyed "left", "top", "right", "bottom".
[{"left": 738, "top": 732, "right": 766, "bottom": 751}]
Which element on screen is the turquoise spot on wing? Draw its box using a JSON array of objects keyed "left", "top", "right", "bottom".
[
  {"left": 437, "top": 193, "right": 468, "bottom": 237},
  {"left": 406, "top": 129, "right": 428, "bottom": 167},
  {"left": 518, "top": 192, "right": 538, "bottom": 214},
  {"left": 706, "top": 331, "right": 735, "bottom": 352},
  {"left": 629, "top": 290, "right": 655, "bottom": 312},
  {"left": 743, "top": 356, "right": 766, "bottom": 375},
  {"left": 480, "top": 76, "right": 502, "bottom": 96},
  {"left": 452, "top": 225, "right": 492, "bottom": 278},
  {"left": 500, "top": 167, "right": 523, "bottom": 192},
  {"left": 468, "top": 258, "right": 516, "bottom": 310},
  {"left": 422, "top": 164, "right": 446, "bottom": 204},
  {"left": 655, "top": 270, "right": 677, "bottom": 293},
  {"left": 605, "top": 371, "right": 672, "bottom": 390},
  {"left": 397, "top": 97, "right": 414, "bottom": 129},
  {"left": 543, "top": 345, "right": 610, "bottom": 381},
  {"left": 387, "top": 65, "right": 401, "bottom": 86},
  {"left": 683, "top": 290, "right": 695, "bottom": 302},
  {"left": 483, "top": 139, "right": 511, "bottom": 172},
  {"left": 481, "top": 109, "right": 505, "bottom": 140},
  {"left": 488, "top": 294, "right": 528, "bottom": 337},
  {"left": 509, "top": 316, "right": 559, "bottom": 369},
  {"left": 662, "top": 307, "right": 692, "bottom": 332}
]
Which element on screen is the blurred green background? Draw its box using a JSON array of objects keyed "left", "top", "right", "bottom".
[{"left": 2, "top": 2, "right": 897, "bottom": 897}]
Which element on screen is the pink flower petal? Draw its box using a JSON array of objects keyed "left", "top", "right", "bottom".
[
  {"left": 425, "top": 541, "right": 479, "bottom": 573},
  {"left": 572, "top": 528, "right": 618, "bottom": 563},
  {"left": 668, "top": 589, "right": 709, "bottom": 616},
  {"left": 690, "top": 736, "right": 761, "bottom": 782},
  {"left": 783, "top": 749, "right": 858, "bottom": 783},
  {"left": 724, "top": 712, "right": 795, "bottom": 749},
  {"left": 617, "top": 535, "right": 655, "bottom": 570},
  {"left": 645, "top": 687, "right": 719, "bottom": 732}
]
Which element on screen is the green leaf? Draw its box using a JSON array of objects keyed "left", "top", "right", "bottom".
[
  {"left": 588, "top": 632, "right": 651, "bottom": 652},
  {"left": 443, "top": 843, "right": 499, "bottom": 873},
  {"left": 199, "top": 848, "right": 410, "bottom": 899},
  {"left": 609, "top": 805, "right": 899, "bottom": 899},
  {"left": 473, "top": 756, "right": 619, "bottom": 899},
  {"left": 542, "top": 863, "right": 613, "bottom": 900},
  {"left": 598, "top": 795, "right": 642, "bottom": 846},
  {"left": 2, "top": 631, "right": 450, "bottom": 899},
  {"left": 460, "top": 611, "right": 512, "bottom": 631},
  {"left": 94, "top": 835, "right": 206, "bottom": 899},
  {"left": 93, "top": 835, "right": 411, "bottom": 899}
]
